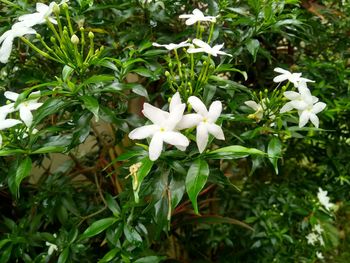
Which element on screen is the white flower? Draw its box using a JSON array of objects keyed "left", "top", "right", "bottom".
[
  {"left": 298, "top": 101, "right": 326, "bottom": 128},
  {"left": 244, "top": 99, "right": 274, "bottom": 122},
  {"left": 306, "top": 232, "right": 318, "bottom": 245},
  {"left": 314, "top": 224, "right": 324, "bottom": 234},
  {"left": 280, "top": 84, "right": 318, "bottom": 113},
  {"left": 17, "top": 2, "right": 57, "bottom": 28},
  {"left": 0, "top": 24, "right": 36, "bottom": 63},
  {"left": 4, "top": 91, "right": 43, "bottom": 127},
  {"left": 179, "top": 9, "right": 217, "bottom": 25},
  {"left": 128, "top": 92, "right": 189, "bottom": 161},
  {"left": 187, "top": 39, "right": 232, "bottom": 57},
  {"left": 273, "top": 67, "right": 314, "bottom": 86},
  {"left": 0, "top": 118, "right": 22, "bottom": 148},
  {"left": 177, "top": 96, "right": 225, "bottom": 153},
  {"left": 316, "top": 251, "right": 324, "bottom": 259},
  {"left": 317, "top": 187, "right": 334, "bottom": 211},
  {"left": 45, "top": 241, "right": 58, "bottom": 256},
  {"left": 0, "top": 103, "right": 16, "bottom": 120},
  {"left": 152, "top": 40, "right": 191, "bottom": 50}
]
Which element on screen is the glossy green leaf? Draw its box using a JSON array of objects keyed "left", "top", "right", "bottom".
[
  {"left": 98, "top": 248, "right": 120, "bottom": 263},
  {"left": 134, "top": 256, "right": 165, "bottom": 263},
  {"left": 186, "top": 159, "right": 209, "bottom": 215},
  {"left": 80, "top": 95, "right": 99, "bottom": 121},
  {"left": 57, "top": 247, "right": 70, "bottom": 263},
  {"left": 15, "top": 156, "right": 32, "bottom": 190},
  {"left": 0, "top": 244, "right": 12, "bottom": 263},
  {"left": 81, "top": 217, "right": 118, "bottom": 239},
  {"left": 246, "top": 39, "right": 260, "bottom": 62},
  {"left": 133, "top": 157, "right": 154, "bottom": 203},
  {"left": 105, "top": 194, "right": 121, "bottom": 217},
  {"left": 32, "top": 98, "right": 72, "bottom": 126},
  {"left": 206, "top": 145, "right": 265, "bottom": 159},
  {"left": 62, "top": 65, "right": 74, "bottom": 81},
  {"left": 31, "top": 146, "right": 66, "bottom": 154},
  {"left": 268, "top": 137, "right": 282, "bottom": 174},
  {"left": 0, "top": 149, "right": 27, "bottom": 156}
]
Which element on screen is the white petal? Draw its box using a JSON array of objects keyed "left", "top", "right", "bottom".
[
  {"left": 283, "top": 91, "right": 300, "bottom": 100},
  {"left": 36, "top": 3, "right": 50, "bottom": 13},
  {"left": 280, "top": 102, "right": 294, "bottom": 113},
  {"left": 192, "top": 39, "right": 210, "bottom": 49},
  {"left": 26, "top": 101, "right": 43, "bottom": 110},
  {"left": 244, "top": 100, "right": 259, "bottom": 110},
  {"left": 196, "top": 124, "right": 208, "bottom": 153},
  {"left": 19, "top": 106, "right": 33, "bottom": 127},
  {"left": 208, "top": 100, "right": 222, "bottom": 122},
  {"left": 0, "top": 119, "right": 22, "bottom": 130},
  {"left": 188, "top": 96, "right": 208, "bottom": 116},
  {"left": 164, "top": 103, "right": 185, "bottom": 130},
  {"left": 176, "top": 113, "right": 202, "bottom": 130},
  {"left": 207, "top": 123, "right": 225, "bottom": 140},
  {"left": 169, "top": 92, "right": 182, "bottom": 112},
  {"left": 179, "top": 14, "right": 192, "bottom": 19},
  {"left": 274, "top": 67, "right": 290, "bottom": 74},
  {"left": 299, "top": 110, "right": 310, "bottom": 128},
  {"left": 192, "top": 9, "right": 204, "bottom": 18},
  {"left": 216, "top": 50, "right": 232, "bottom": 57},
  {"left": 312, "top": 96, "right": 319, "bottom": 103},
  {"left": 129, "top": 125, "right": 158, "bottom": 140},
  {"left": 187, "top": 47, "right": 206, "bottom": 54},
  {"left": 142, "top": 103, "right": 169, "bottom": 125},
  {"left": 162, "top": 131, "right": 189, "bottom": 147},
  {"left": 0, "top": 35, "right": 14, "bottom": 63},
  {"left": 4, "top": 91, "right": 19, "bottom": 102},
  {"left": 273, "top": 75, "right": 288, "bottom": 83},
  {"left": 0, "top": 103, "right": 15, "bottom": 119},
  {"left": 0, "top": 30, "right": 12, "bottom": 44},
  {"left": 149, "top": 133, "right": 164, "bottom": 161},
  {"left": 309, "top": 113, "right": 319, "bottom": 128},
  {"left": 311, "top": 102, "right": 326, "bottom": 114},
  {"left": 290, "top": 100, "right": 308, "bottom": 110},
  {"left": 185, "top": 17, "right": 198, "bottom": 25}
]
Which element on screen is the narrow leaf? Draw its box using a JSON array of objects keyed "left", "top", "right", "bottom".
[
  {"left": 15, "top": 157, "right": 32, "bottom": 189},
  {"left": 268, "top": 137, "right": 282, "bottom": 174},
  {"left": 81, "top": 217, "right": 117, "bottom": 239}
]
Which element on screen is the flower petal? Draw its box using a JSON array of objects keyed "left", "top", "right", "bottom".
[
  {"left": 27, "top": 101, "right": 43, "bottom": 111},
  {"left": 4, "top": 91, "right": 19, "bottom": 102},
  {"left": 162, "top": 131, "right": 189, "bottom": 147},
  {"left": 188, "top": 96, "right": 208, "bottom": 116},
  {"left": 0, "top": 119, "right": 22, "bottom": 130},
  {"left": 187, "top": 47, "right": 206, "bottom": 54},
  {"left": 149, "top": 133, "right": 164, "bottom": 161},
  {"left": 274, "top": 67, "right": 290, "bottom": 74},
  {"left": 0, "top": 35, "right": 14, "bottom": 64},
  {"left": 169, "top": 92, "right": 182, "bottom": 112},
  {"left": 164, "top": 103, "right": 185, "bottom": 130},
  {"left": 280, "top": 102, "right": 294, "bottom": 113},
  {"left": 273, "top": 75, "right": 288, "bottom": 83},
  {"left": 309, "top": 113, "right": 319, "bottom": 128},
  {"left": 298, "top": 110, "right": 310, "bottom": 128},
  {"left": 208, "top": 100, "right": 222, "bottom": 122},
  {"left": 176, "top": 113, "right": 201, "bottom": 130},
  {"left": 196, "top": 123, "right": 208, "bottom": 153},
  {"left": 129, "top": 124, "right": 158, "bottom": 140},
  {"left": 311, "top": 102, "right": 326, "bottom": 114},
  {"left": 244, "top": 100, "right": 259, "bottom": 110},
  {"left": 19, "top": 106, "right": 33, "bottom": 127},
  {"left": 207, "top": 123, "right": 225, "bottom": 140},
  {"left": 290, "top": 100, "right": 308, "bottom": 110},
  {"left": 142, "top": 103, "right": 169, "bottom": 125},
  {"left": 283, "top": 91, "right": 300, "bottom": 100}
]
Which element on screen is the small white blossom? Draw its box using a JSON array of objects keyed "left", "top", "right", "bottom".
[
  {"left": 316, "top": 251, "right": 324, "bottom": 259},
  {"left": 179, "top": 9, "right": 216, "bottom": 25},
  {"left": 317, "top": 187, "right": 334, "bottom": 211},
  {"left": 273, "top": 67, "right": 314, "bottom": 86},
  {"left": 244, "top": 99, "right": 274, "bottom": 122},
  {"left": 0, "top": 24, "right": 36, "bottom": 63},
  {"left": 45, "top": 241, "right": 58, "bottom": 256},
  {"left": 129, "top": 92, "right": 189, "bottom": 161},
  {"left": 187, "top": 39, "right": 232, "bottom": 57},
  {"left": 306, "top": 232, "right": 318, "bottom": 245},
  {"left": 314, "top": 224, "right": 324, "bottom": 234},
  {"left": 4, "top": 91, "right": 43, "bottom": 127},
  {"left": 0, "top": 118, "right": 22, "bottom": 148},
  {"left": 177, "top": 96, "right": 225, "bottom": 153},
  {"left": 17, "top": 2, "right": 57, "bottom": 28},
  {"left": 152, "top": 40, "right": 190, "bottom": 50}
]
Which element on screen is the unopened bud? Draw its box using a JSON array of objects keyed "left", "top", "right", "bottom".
[
  {"left": 71, "top": 34, "right": 79, "bottom": 44},
  {"left": 36, "top": 33, "right": 41, "bottom": 39},
  {"left": 165, "top": 71, "right": 170, "bottom": 77},
  {"left": 62, "top": 3, "right": 68, "bottom": 10},
  {"left": 50, "top": 36, "right": 56, "bottom": 43},
  {"left": 52, "top": 3, "right": 60, "bottom": 14},
  {"left": 88, "top": 31, "right": 94, "bottom": 39},
  {"left": 80, "top": 27, "right": 84, "bottom": 33},
  {"left": 264, "top": 89, "right": 268, "bottom": 93}
]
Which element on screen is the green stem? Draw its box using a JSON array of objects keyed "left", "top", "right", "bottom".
[
  {"left": 173, "top": 49, "right": 183, "bottom": 78},
  {"left": 207, "top": 22, "right": 215, "bottom": 43},
  {"left": 65, "top": 7, "right": 74, "bottom": 36},
  {"left": 20, "top": 37, "right": 61, "bottom": 63},
  {"left": 46, "top": 18, "right": 61, "bottom": 42}
]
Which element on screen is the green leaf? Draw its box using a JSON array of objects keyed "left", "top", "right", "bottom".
[
  {"left": 80, "top": 95, "right": 100, "bottom": 121},
  {"left": 57, "top": 247, "right": 70, "bottom": 263},
  {"left": 132, "top": 157, "right": 154, "bottom": 203},
  {"left": 268, "top": 137, "right": 282, "bottom": 174},
  {"left": 62, "top": 65, "right": 74, "bottom": 81},
  {"left": 206, "top": 145, "right": 265, "bottom": 159},
  {"left": 31, "top": 146, "right": 66, "bottom": 154},
  {"left": 123, "top": 224, "right": 142, "bottom": 244},
  {"left": 81, "top": 217, "right": 118, "bottom": 239},
  {"left": 246, "top": 39, "right": 260, "bottom": 62},
  {"left": 0, "top": 148, "right": 27, "bottom": 156},
  {"left": 134, "top": 256, "right": 165, "bottom": 263},
  {"left": 15, "top": 157, "right": 32, "bottom": 191},
  {"left": 105, "top": 194, "right": 121, "bottom": 217},
  {"left": 33, "top": 98, "right": 72, "bottom": 126},
  {"left": 0, "top": 244, "right": 12, "bottom": 263},
  {"left": 98, "top": 248, "right": 120, "bottom": 263},
  {"left": 81, "top": 75, "right": 115, "bottom": 86},
  {"left": 185, "top": 159, "right": 209, "bottom": 215}
]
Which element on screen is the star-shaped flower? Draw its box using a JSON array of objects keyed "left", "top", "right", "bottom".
[
  {"left": 0, "top": 117, "right": 22, "bottom": 148},
  {"left": 273, "top": 67, "right": 314, "bottom": 86},
  {"left": 4, "top": 91, "right": 43, "bottom": 127},
  {"left": 0, "top": 24, "right": 36, "bottom": 63},
  {"left": 152, "top": 40, "right": 190, "bottom": 50},
  {"left": 128, "top": 92, "right": 189, "bottom": 161},
  {"left": 244, "top": 99, "right": 274, "bottom": 122},
  {"left": 187, "top": 39, "right": 232, "bottom": 57},
  {"left": 280, "top": 84, "right": 318, "bottom": 113},
  {"left": 177, "top": 96, "right": 225, "bottom": 153},
  {"left": 179, "top": 9, "right": 217, "bottom": 25},
  {"left": 297, "top": 101, "right": 326, "bottom": 128},
  {"left": 317, "top": 187, "right": 334, "bottom": 211},
  {"left": 17, "top": 2, "right": 58, "bottom": 28}
]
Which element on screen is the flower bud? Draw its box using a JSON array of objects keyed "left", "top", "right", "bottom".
[
  {"left": 50, "top": 36, "right": 56, "bottom": 43},
  {"left": 88, "top": 31, "right": 94, "bottom": 39},
  {"left": 52, "top": 3, "right": 60, "bottom": 14},
  {"left": 36, "top": 33, "right": 41, "bottom": 39},
  {"left": 71, "top": 34, "right": 79, "bottom": 45},
  {"left": 62, "top": 3, "right": 68, "bottom": 10},
  {"left": 165, "top": 71, "right": 170, "bottom": 77}
]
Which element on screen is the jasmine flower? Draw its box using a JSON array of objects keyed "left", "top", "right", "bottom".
[
  {"left": 152, "top": 40, "right": 190, "bottom": 50},
  {"left": 317, "top": 187, "right": 334, "bottom": 211},
  {"left": 273, "top": 67, "right": 314, "bottom": 86},
  {"left": 187, "top": 39, "right": 232, "bottom": 57},
  {"left": 179, "top": 9, "right": 216, "bottom": 25}
]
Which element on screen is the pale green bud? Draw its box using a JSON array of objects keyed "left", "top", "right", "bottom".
[
  {"left": 71, "top": 34, "right": 79, "bottom": 45},
  {"left": 88, "top": 31, "right": 94, "bottom": 39},
  {"left": 52, "top": 3, "right": 60, "bottom": 14}
]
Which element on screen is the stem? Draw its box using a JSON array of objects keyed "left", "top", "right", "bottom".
[
  {"left": 173, "top": 48, "right": 183, "bottom": 78},
  {"left": 207, "top": 22, "right": 215, "bottom": 43},
  {"left": 46, "top": 18, "right": 61, "bottom": 42},
  {"left": 64, "top": 6, "right": 74, "bottom": 36},
  {"left": 20, "top": 37, "right": 61, "bottom": 63}
]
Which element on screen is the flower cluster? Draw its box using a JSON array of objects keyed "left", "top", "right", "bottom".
[
  {"left": 129, "top": 93, "right": 224, "bottom": 161},
  {"left": 306, "top": 223, "right": 325, "bottom": 246},
  {"left": 0, "top": 0, "right": 68, "bottom": 63},
  {"left": 0, "top": 91, "right": 42, "bottom": 147},
  {"left": 274, "top": 68, "right": 326, "bottom": 128}
]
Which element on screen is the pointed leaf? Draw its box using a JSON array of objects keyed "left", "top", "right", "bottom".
[
  {"left": 132, "top": 157, "right": 154, "bottom": 203},
  {"left": 206, "top": 145, "right": 265, "bottom": 159},
  {"left": 186, "top": 159, "right": 209, "bottom": 215},
  {"left": 80, "top": 95, "right": 99, "bottom": 121},
  {"left": 268, "top": 137, "right": 282, "bottom": 174},
  {"left": 15, "top": 156, "right": 32, "bottom": 190},
  {"left": 81, "top": 217, "right": 117, "bottom": 239}
]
